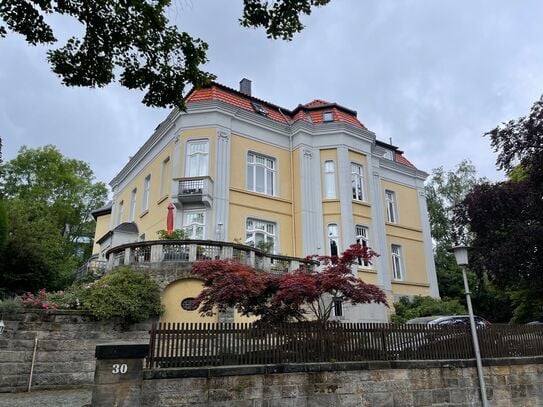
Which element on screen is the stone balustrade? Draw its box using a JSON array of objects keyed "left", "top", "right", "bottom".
[{"left": 104, "top": 240, "right": 316, "bottom": 274}]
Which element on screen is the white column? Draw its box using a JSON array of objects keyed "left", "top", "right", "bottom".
[
  {"left": 418, "top": 187, "right": 440, "bottom": 297},
  {"left": 370, "top": 169, "right": 392, "bottom": 291},
  {"left": 337, "top": 146, "right": 353, "bottom": 252},
  {"left": 213, "top": 129, "right": 231, "bottom": 241},
  {"left": 299, "top": 147, "right": 324, "bottom": 256}
]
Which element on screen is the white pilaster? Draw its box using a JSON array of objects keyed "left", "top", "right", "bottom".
[
  {"left": 418, "top": 188, "right": 440, "bottom": 297},
  {"left": 337, "top": 146, "right": 353, "bottom": 252}
]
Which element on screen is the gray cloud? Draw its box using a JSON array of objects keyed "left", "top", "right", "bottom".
[{"left": 2, "top": 0, "right": 543, "bottom": 187}]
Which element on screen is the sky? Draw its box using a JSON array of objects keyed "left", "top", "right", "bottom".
[{"left": 2, "top": 0, "right": 543, "bottom": 189}]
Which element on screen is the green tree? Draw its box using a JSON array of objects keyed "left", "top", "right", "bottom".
[
  {"left": 0, "top": 0, "right": 329, "bottom": 109},
  {"left": 0, "top": 145, "right": 107, "bottom": 294},
  {"left": 425, "top": 161, "right": 512, "bottom": 322},
  {"left": 425, "top": 161, "right": 483, "bottom": 299},
  {"left": 0, "top": 199, "right": 7, "bottom": 251},
  {"left": 456, "top": 95, "right": 543, "bottom": 323}
]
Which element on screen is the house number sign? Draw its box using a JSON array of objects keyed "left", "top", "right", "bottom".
[{"left": 112, "top": 363, "right": 128, "bottom": 374}]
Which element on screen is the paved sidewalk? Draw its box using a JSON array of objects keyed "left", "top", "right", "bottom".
[{"left": 0, "top": 388, "right": 92, "bottom": 407}]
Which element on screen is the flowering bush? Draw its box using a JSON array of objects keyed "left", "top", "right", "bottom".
[
  {"left": 45, "top": 285, "right": 87, "bottom": 310},
  {"left": 22, "top": 289, "right": 57, "bottom": 310}
]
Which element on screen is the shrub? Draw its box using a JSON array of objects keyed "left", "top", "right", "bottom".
[
  {"left": 0, "top": 299, "right": 22, "bottom": 314},
  {"left": 82, "top": 267, "right": 163, "bottom": 323},
  {"left": 46, "top": 285, "right": 87, "bottom": 310},
  {"left": 22, "top": 289, "right": 57, "bottom": 310},
  {"left": 392, "top": 295, "right": 466, "bottom": 323},
  {"left": 157, "top": 229, "right": 187, "bottom": 240}
]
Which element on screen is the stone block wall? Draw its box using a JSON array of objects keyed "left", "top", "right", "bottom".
[
  {"left": 0, "top": 310, "right": 153, "bottom": 393},
  {"left": 141, "top": 360, "right": 543, "bottom": 406}
]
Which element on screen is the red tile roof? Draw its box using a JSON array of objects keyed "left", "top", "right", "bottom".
[
  {"left": 395, "top": 152, "right": 417, "bottom": 169},
  {"left": 185, "top": 82, "right": 418, "bottom": 169}
]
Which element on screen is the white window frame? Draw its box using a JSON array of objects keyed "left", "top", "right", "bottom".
[
  {"left": 355, "top": 225, "right": 370, "bottom": 267},
  {"left": 129, "top": 188, "right": 137, "bottom": 222},
  {"left": 323, "top": 160, "right": 337, "bottom": 199},
  {"left": 247, "top": 152, "right": 276, "bottom": 196},
  {"left": 385, "top": 190, "right": 398, "bottom": 223},
  {"left": 323, "top": 111, "right": 334, "bottom": 122},
  {"left": 183, "top": 210, "right": 206, "bottom": 240},
  {"left": 351, "top": 163, "right": 365, "bottom": 201},
  {"left": 116, "top": 200, "right": 124, "bottom": 225},
  {"left": 245, "top": 218, "right": 277, "bottom": 253},
  {"left": 391, "top": 244, "right": 404, "bottom": 281},
  {"left": 327, "top": 223, "right": 340, "bottom": 256},
  {"left": 185, "top": 140, "right": 209, "bottom": 177},
  {"left": 142, "top": 174, "right": 151, "bottom": 212},
  {"left": 160, "top": 156, "right": 170, "bottom": 197}
]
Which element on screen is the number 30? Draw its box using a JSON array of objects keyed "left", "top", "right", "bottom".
[{"left": 112, "top": 364, "right": 128, "bottom": 374}]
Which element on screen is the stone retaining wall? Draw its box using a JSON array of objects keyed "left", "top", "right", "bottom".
[
  {"left": 140, "top": 359, "right": 543, "bottom": 406},
  {"left": 0, "top": 310, "right": 153, "bottom": 393}
]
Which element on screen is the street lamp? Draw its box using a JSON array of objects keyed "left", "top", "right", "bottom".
[{"left": 451, "top": 245, "right": 489, "bottom": 407}]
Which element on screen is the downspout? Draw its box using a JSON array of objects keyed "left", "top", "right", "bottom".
[{"left": 279, "top": 108, "right": 296, "bottom": 257}]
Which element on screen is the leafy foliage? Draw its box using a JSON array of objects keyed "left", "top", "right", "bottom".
[
  {"left": 193, "top": 243, "right": 387, "bottom": 324},
  {"left": 241, "top": 0, "right": 331, "bottom": 40},
  {"left": 0, "top": 299, "right": 22, "bottom": 314},
  {"left": 22, "top": 288, "right": 57, "bottom": 310},
  {"left": 0, "top": 145, "right": 107, "bottom": 294},
  {"left": 0, "top": 199, "right": 7, "bottom": 251},
  {"left": 391, "top": 296, "right": 466, "bottom": 323},
  {"left": 1, "top": 1, "right": 330, "bottom": 108},
  {"left": 157, "top": 229, "right": 187, "bottom": 240},
  {"left": 455, "top": 95, "right": 543, "bottom": 322},
  {"left": 82, "top": 267, "right": 163, "bottom": 323}
]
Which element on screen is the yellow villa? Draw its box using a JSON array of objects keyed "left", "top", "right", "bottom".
[{"left": 89, "top": 79, "right": 439, "bottom": 324}]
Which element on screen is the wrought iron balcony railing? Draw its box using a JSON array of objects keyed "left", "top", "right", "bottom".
[{"left": 177, "top": 176, "right": 213, "bottom": 206}]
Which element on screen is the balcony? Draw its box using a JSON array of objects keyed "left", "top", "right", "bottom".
[
  {"left": 177, "top": 177, "right": 213, "bottom": 207},
  {"left": 104, "top": 240, "right": 316, "bottom": 274}
]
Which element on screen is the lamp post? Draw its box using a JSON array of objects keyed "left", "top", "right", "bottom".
[{"left": 451, "top": 245, "right": 488, "bottom": 407}]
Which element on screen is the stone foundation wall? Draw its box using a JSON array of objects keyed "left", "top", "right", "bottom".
[
  {"left": 141, "top": 359, "right": 543, "bottom": 406},
  {"left": 0, "top": 310, "right": 153, "bottom": 392}
]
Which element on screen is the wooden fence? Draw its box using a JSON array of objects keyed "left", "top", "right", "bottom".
[{"left": 146, "top": 322, "right": 543, "bottom": 369}]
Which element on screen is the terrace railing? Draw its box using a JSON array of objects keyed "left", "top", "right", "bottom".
[
  {"left": 105, "top": 240, "right": 316, "bottom": 273},
  {"left": 146, "top": 322, "right": 543, "bottom": 369}
]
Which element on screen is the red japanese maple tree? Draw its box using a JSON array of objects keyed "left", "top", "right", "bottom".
[{"left": 192, "top": 243, "right": 388, "bottom": 323}]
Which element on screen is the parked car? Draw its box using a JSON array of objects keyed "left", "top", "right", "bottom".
[
  {"left": 406, "top": 315, "right": 492, "bottom": 327},
  {"left": 385, "top": 315, "right": 491, "bottom": 359}
]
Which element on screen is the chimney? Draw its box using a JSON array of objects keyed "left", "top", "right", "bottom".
[{"left": 239, "top": 78, "right": 252, "bottom": 96}]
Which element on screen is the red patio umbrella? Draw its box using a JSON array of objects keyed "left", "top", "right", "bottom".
[{"left": 167, "top": 202, "right": 174, "bottom": 236}]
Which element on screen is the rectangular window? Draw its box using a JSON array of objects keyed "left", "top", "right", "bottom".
[
  {"left": 142, "top": 174, "right": 151, "bottom": 212},
  {"left": 355, "top": 225, "right": 370, "bottom": 267},
  {"left": 247, "top": 152, "right": 276, "bottom": 196},
  {"left": 323, "top": 160, "right": 337, "bottom": 199},
  {"left": 351, "top": 163, "right": 365, "bottom": 201},
  {"left": 160, "top": 156, "right": 170, "bottom": 196},
  {"left": 391, "top": 244, "right": 404, "bottom": 280},
  {"left": 129, "top": 188, "right": 137, "bottom": 222},
  {"left": 245, "top": 218, "right": 276, "bottom": 253},
  {"left": 183, "top": 211, "right": 205, "bottom": 240},
  {"left": 323, "top": 111, "right": 334, "bottom": 122},
  {"left": 333, "top": 298, "right": 343, "bottom": 317},
  {"left": 116, "top": 200, "right": 124, "bottom": 225},
  {"left": 185, "top": 140, "right": 209, "bottom": 177},
  {"left": 385, "top": 190, "right": 397, "bottom": 223}
]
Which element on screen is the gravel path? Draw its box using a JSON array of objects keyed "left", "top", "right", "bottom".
[{"left": 0, "top": 388, "right": 92, "bottom": 407}]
